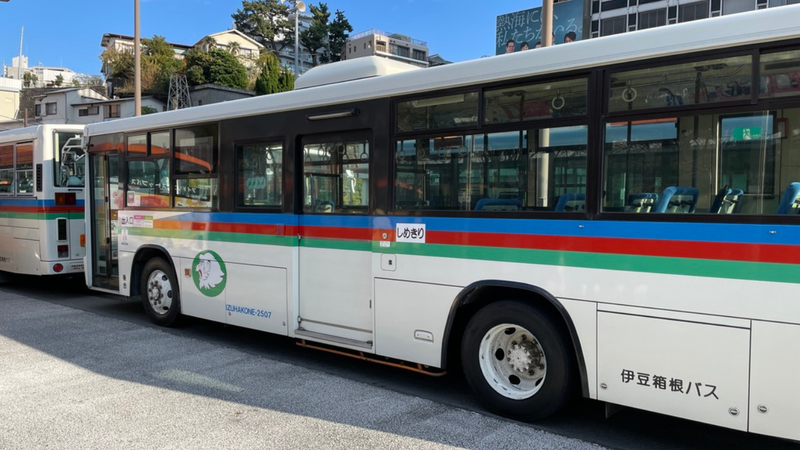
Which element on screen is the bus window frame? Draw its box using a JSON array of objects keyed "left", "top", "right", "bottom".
[{"left": 233, "top": 137, "right": 286, "bottom": 213}]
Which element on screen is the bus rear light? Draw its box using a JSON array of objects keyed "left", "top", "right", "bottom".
[
  {"left": 80, "top": 234, "right": 86, "bottom": 247},
  {"left": 53, "top": 263, "right": 63, "bottom": 273},
  {"left": 55, "top": 192, "right": 76, "bottom": 205},
  {"left": 57, "top": 245, "right": 69, "bottom": 258}
]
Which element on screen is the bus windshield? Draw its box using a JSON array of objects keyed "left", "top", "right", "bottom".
[{"left": 55, "top": 133, "right": 84, "bottom": 187}]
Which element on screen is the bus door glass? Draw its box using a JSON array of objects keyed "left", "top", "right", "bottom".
[
  {"left": 297, "top": 131, "right": 373, "bottom": 348},
  {"left": 89, "top": 150, "right": 120, "bottom": 290}
]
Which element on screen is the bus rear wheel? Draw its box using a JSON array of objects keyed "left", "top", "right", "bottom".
[
  {"left": 461, "top": 300, "right": 573, "bottom": 421},
  {"left": 141, "top": 258, "right": 181, "bottom": 327}
]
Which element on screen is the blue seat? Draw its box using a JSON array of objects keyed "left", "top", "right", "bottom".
[
  {"left": 710, "top": 187, "right": 743, "bottom": 214},
  {"left": 474, "top": 198, "right": 522, "bottom": 211},
  {"left": 554, "top": 193, "right": 585, "bottom": 212},
  {"left": 625, "top": 193, "right": 658, "bottom": 213},
  {"left": 653, "top": 186, "right": 699, "bottom": 213},
  {"left": 776, "top": 182, "right": 800, "bottom": 214}
]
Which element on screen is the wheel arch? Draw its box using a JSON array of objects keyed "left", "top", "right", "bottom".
[
  {"left": 442, "top": 280, "right": 589, "bottom": 398},
  {"left": 130, "top": 245, "right": 176, "bottom": 297}
]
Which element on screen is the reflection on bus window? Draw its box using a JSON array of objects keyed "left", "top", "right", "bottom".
[
  {"left": 394, "top": 126, "right": 588, "bottom": 212},
  {"left": 396, "top": 92, "right": 479, "bottom": 132},
  {"left": 238, "top": 142, "right": 283, "bottom": 208},
  {"left": 760, "top": 49, "right": 800, "bottom": 99},
  {"left": 602, "top": 109, "right": 800, "bottom": 214},
  {"left": 55, "top": 132, "right": 84, "bottom": 187},
  {"left": 0, "top": 145, "right": 13, "bottom": 194},
  {"left": 609, "top": 55, "right": 752, "bottom": 112},
  {"left": 127, "top": 159, "right": 170, "bottom": 207},
  {"left": 303, "top": 140, "right": 369, "bottom": 213},
  {"left": 484, "top": 78, "right": 588, "bottom": 124}
]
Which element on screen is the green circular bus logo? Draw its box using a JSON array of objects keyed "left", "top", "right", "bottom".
[{"left": 192, "top": 250, "right": 227, "bottom": 297}]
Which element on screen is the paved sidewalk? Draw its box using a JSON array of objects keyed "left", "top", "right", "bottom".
[{"left": 0, "top": 289, "right": 607, "bottom": 450}]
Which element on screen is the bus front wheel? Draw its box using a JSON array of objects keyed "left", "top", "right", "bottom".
[
  {"left": 141, "top": 258, "right": 181, "bottom": 327},
  {"left": 461, "top": 300, "right": 573, "bottom": 421}
]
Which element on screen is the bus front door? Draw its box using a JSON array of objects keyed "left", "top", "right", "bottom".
[
  {"left": 296, "top": 132, "right": 373, "bottom": 350},
  {"left": 89, "top": 152, "right": 119, "bottom": 291}
]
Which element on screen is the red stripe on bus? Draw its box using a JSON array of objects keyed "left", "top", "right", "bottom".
[{"left": 0, "top": 206, "right": 83, "bottom": 214}]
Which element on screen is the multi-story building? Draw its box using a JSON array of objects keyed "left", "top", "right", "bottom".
[
  {"left": 0, "top": 77, "right": 22, "bottom": 131},
  {"left": 589, "top": 0, "right": 799, "bottom": 37},
  {"left": 31, "top": 87, "right": 165, "bottom": 125},
  {"left": 100, "top": 33, "right": 193, "bottom": 80},
  {"left": 344, "top": 30, "right": 429, "bottom": 68},
  {"left": 194, "top": 29, "right": 264, "bottom": 69},
  {"left": 3, "top": 56, "right": 79, "bottom": 87}
]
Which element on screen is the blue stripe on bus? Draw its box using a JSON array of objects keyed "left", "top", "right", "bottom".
[
  {"left": 0, "top": 198, "right": 85, "bottom": 207},
  {"left": 160, "top": 212, "right": 800, "bottom": 246}
]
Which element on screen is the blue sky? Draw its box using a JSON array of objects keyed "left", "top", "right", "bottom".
[{"left": 0, "top": 0, "right": 542, "bottom": 76}]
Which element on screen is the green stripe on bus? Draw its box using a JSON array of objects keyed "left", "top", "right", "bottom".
[
  {"left": 122, "top": 228, "right": 797, "bottom": 284},
  {"left": 381, "top": 242, "right": 798, "bottom": 284}
]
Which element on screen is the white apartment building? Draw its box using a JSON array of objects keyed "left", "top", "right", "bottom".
[
  {"left": 589, "top": 0, "right": 799, "bottom": 37},
  {"left": 344, "top": 30, "right": 429, "bottom": 68},
  {"left": 3, "top": 56, "right": 78, "bottom": 87},
  {"left": 32, "top": 88, "right": 164, "bottom": 125}
]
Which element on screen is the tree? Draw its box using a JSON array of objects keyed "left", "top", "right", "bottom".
[
  {"left": 99, "top": 35, "right": 184, "bottom": 96},
  {"left": 255, "top": 52, "right": 281, "bottom": 95},
  {"left": 278, "top": 65, "right": 294, "bottom": 91},
  {"left": 228, "top": 41, "right": 241, "bottom": 56},
  {"left": 325, "top": 9, "right": 353, "bottom": 63},
  {"left": 232, "top": 0, "right": 293, "bottom": 54},
  {"left": 299, "top": 3, "right": 330, "bottom": 67},
  {"left": 54, "top": 74, "right": 64, "bottom": 87},
  {"left": 22, "top": 72, "right": 38, "bottom": 88},
  {"left": 185, "top": 47, "right": 249, "bottom": 89}
]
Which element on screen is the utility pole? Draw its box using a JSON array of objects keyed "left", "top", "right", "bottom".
[
  {"left": 542, "top": 0, "right": 554, "bottom": 47},
  {"left": 134, "top": 0, "right": 142, "bottom": 116},
  {"left": 18, "top": 27, "right": 23, "bottom": 81}
]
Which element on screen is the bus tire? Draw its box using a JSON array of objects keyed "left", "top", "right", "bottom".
[
  {"left": 461, "top": 300, "right": 573, "bottom": 421},
  {"left": 141, "top": 258, "right": 181, "bottom": 327}
]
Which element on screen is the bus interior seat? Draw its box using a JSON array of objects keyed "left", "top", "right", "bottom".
[
  {"left": 653, "top": 186, "right": 699, "bottom": 213},
  {"left": 625, "top": 193, "right": 658, "bottom": 213},
  {"left": 474, "top": 198, "right": 522, "bottom": 211},
  {"left": 711, "top": 187, "right": 743, "bottom": 214},
  {"left": 315, "top": 200, "right": 335, "bottom": 213},
  {"left": 776, "top": 182, "right": 800, "bottom": 214},
  {"left": 554, "top": 193, "right": 585, "bottom": 212}
]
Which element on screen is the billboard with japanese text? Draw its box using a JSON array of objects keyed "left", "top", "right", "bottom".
[{"left": 496, "top": 0, "right": 584, "bottom": 55}]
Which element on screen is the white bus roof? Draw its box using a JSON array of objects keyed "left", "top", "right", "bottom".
[
  {"left": 86, "top": 5, "right": 800, "bottom": 137},
  {"left": 0, "top": 124, "right": 84, "bottom": 143}
]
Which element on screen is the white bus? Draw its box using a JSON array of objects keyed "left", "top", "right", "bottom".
[
  {"left": 0, "top": 125, "right": 85, "bottom": 276},
  {"left": 85, "top": 6, "right": 800, "bottom": 440}
]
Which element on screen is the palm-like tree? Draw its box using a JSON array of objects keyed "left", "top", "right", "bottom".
[
  {"left": 199, "top": 36, "right": 217, "bottom": 52},
  {"left": 228, "top": 41, "right": 241, "bottom": 56}
]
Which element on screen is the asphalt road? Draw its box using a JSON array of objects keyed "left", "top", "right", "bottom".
[{"left": 1, "top": 275, "right": 797, "bottom": 450}]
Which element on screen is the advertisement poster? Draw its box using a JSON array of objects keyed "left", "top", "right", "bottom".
[{"left": 496, "top": 0, "right": 584, "bottom": 54}]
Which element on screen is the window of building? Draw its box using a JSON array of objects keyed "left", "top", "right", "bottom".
[
  {"left": 107, "top": 104, "right": 121, "bottom": 118},
  {"left": 680, "top": 1, "right": 710, "bottom": 21},
  {"left": 769, "top": 0, "right": 800, "bottom": 5},
  {"left": 376, "top": 40, "right": 387, "bottom": 52},
  {"left": 602, "top": 0, "right": 629, "bottom": 10},
  {"left": 601, "top": 16, "right": 627, "bottom": 36},
  {"left": 413, "top": 49, "right": 426, "bottom": 61},
  {"left": 396, "top": 92, "right": 479, "bottom": 132},
  {"left": 78, "top": 106, "right": 99, "bottom": 117},
  {"left": 723, "top": 0, "right": 755, "bottom": 14},
  {"left": 237, "top": 142, "right": 283, "bottom": 208},
  {"left": 45, "top": 102, "right": 57, "bottom": 115},
  {"left": 34, "top": 104, "right": 41, "bottom": 117},
  {"left": 638, "top": 9, "right": 667, "bottom": 29},
  {"left": 608, "top": 55, "right": 752, "bottom": 112},
  {"left": 396, "top": 46, "right": 410, "bottom": 58}
]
